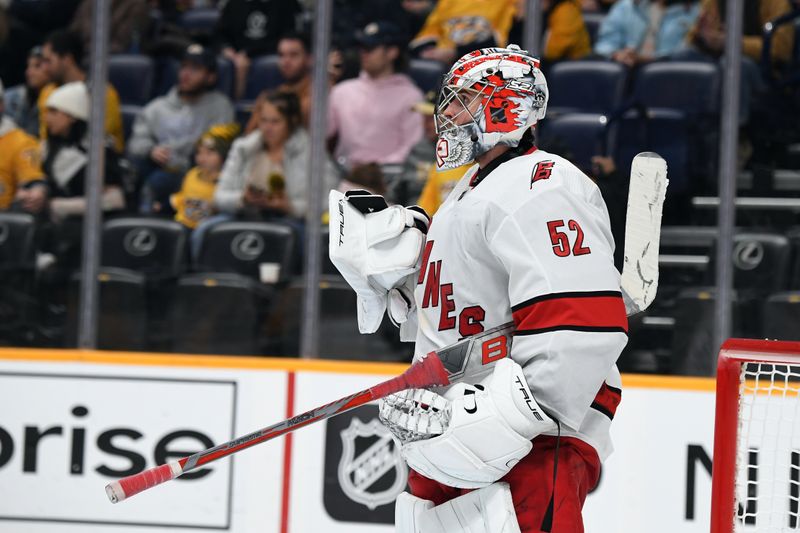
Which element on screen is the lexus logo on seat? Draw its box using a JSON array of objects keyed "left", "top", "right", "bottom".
[
  {"left": 733, "top": 241, "right": 764, "bottom": 271},
  {"left": 123, "top": 228, "right": 157, "bottom": 257},
  {"left": 231, "top": 232, "right": 264, "bottom": 261}
]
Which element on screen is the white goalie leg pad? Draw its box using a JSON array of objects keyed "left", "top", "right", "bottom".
[
  {"left": 395, "top": 484, "right": 521, "bottom": 533},
  {"left": 401, "top": 359, "right": 556, "bottom": 489}
]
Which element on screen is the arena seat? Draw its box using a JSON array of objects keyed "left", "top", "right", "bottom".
[
  {"left": 171, "top": 272, "right": 275, "bottom": 355},
  {"left": 0, "top": 212, "right": 36, "bottom": 272},
  {"left": 727, "top": 233, "right": 792, "bottom": 294},
  {"left": 109, "top": 54, "right": 155, "bottom": 106},
  {"left": 615, "top": 109, "right": 690, "bottom": 194},
  {"left": 670, "top": 288, "right": 740, "bottom": 376},
  {"left": 65, "top": 268, "right": 148, "bottom": 351},
  {"left": 582, "top": 12, "right": 605, "bottom": 45},
  {"left": 632, "top": 61, "right": 721, "bottom": 191},
  {"left": 633, "top": 61, "right": 721, "bottom": 116},
  {"left": 245, "top": 55, "right": 284, "bottom": 100},
  {"left": 179, "top": 7, "right": 220, "bottom": 35},
  {"left": 538, "top": 113, "right": 612, "bottom": 171},
  {"left": 788, "top": 226, "right": 800, "bottom": 289},
  {"left": 102, "top": 217, "right": 187, "bottom": 280},
  {"left": 546, "top": 60, "right": 627, "bottom": 115},
  {"left": 763, "top": 292, "right": 800, "bottom": 341},
  {"left": 409, "top": 59, "right": 446, "bottom": 93},
  {"left": 195, "top": 221, "right": 295, "bottom": 283},
  {"left": 172, "top": 222, "right": 295, "bottom": 355}
]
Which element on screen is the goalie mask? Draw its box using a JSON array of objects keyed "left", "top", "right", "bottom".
[{"left": 434, "top": 45, "right": 548, "bottom": 170}]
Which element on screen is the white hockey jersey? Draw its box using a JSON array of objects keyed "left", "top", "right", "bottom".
[{"left": 413, "top": 147, "right": 628, "bottom": 461}]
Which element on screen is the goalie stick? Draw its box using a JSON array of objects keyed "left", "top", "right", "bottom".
[
  {"left": 106, "top": 153, "right": 667, "bottom": 504},
  {"left": 105, "top": 323, "right": 516, "bottom": 503}
]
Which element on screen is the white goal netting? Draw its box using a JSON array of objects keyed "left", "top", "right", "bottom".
[{"left": 735, "top": 362, "right": 800, "bottom": 532}]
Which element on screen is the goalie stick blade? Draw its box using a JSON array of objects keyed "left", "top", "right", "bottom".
[{"left": 621, "top": 152, "right": 669, "bottom": 315}]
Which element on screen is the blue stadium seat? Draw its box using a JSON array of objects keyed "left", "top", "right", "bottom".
[
  {"left": 409, "top": 59, "right": 446, "bottom": 93},
  {"left": 245, "top": 55, "right": 284, "bottom": 100},
  {"left": 615, "top": 109, "right": 690, "bottom": 193},
  {"left": 547, "top": 60, "right": 627, "bottom": 115},
  {"left": 109, "top": 54, "right": 155, "bottom": 106},
  {"left": 633, "top": 61, "right": 721, "bottom": 116},
  {"left": 155, "top": 56, "right": 236, "bottom": 99},
  {"left": 120, "top": 104, "right": 141, "bottom": 142},
  {"left": 581, "top": 12, "right": 605, "bottom": 46},
  {"left": 632, "top": 61, "right": 721, "bottom": 190},
  {"left": 179, "top": 7, "right": 220, "bottom": 34},
  {"left": 538, "top": 113, "right": 612, "bottom": 171}
]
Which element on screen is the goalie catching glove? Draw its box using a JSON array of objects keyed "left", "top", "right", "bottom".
[
  {"left": 328, "top": 190, "right": 430, "bottom": 340},
  {"left": 380, "top": 358, "right": 556, "bottom": 488}
]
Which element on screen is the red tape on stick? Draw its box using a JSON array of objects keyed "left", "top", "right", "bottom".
[
  {"left": 370, "top": 353, "right": 450, "bottom": 398},
  {"left": 106, "top": 462, "right": 178, "bottom": 503}
]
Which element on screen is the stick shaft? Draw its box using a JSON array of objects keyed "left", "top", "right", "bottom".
[{"left": 106, "top": 352, "right": 449, "bottom": 503}]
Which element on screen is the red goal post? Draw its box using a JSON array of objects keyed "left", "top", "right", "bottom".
[{"left": 711, "top": 338, "right": 800, "bottom": 533}]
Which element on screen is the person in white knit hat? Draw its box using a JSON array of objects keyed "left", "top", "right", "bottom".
[{"left": 40, "top": 81, "right": 125, "bottom": 269}]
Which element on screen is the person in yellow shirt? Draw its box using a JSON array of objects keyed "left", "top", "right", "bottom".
[
  {"left": 170, "top": 123, "right": 240, "bottom": 229},
  {"left": 542, "top": 0, "right": 592, "bottom": 62},
  {"left": 411, "top": 0, "right": 518, "bottom": 63},
  {"left": 0, "top": 81, "right": 47, "bottom": 214},
  {"left": 38, "top": 30, "right": 124, "bottom": 152}
]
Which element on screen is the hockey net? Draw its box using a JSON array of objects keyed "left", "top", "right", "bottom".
[{"left": 711, "top": 339, "right": 800, "bottom": 533}]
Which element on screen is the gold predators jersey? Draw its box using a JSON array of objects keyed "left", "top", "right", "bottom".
[
  {"left": 411, "top": 0, "right": 517, "bottom": 50},
  {"left": 171, "top": 167, "right": 219, "bottom": 229},
  {"left": 0, "top": 121, "right": 45, "bottom": 210}
]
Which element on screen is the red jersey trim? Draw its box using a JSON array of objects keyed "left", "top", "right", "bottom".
[
  {"left": 511, "top": 291, "right": 628, "bottom": 335},
  {"left": 590, "top": 382, "right": 622, "bottom": 420}
]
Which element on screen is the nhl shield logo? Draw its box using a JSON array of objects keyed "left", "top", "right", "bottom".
[{"left": 337, "top": 418, "right": 407, "bottom": 511}]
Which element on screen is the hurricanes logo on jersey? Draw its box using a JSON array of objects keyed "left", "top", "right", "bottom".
[
  {"left": 530, "top": 160, "right": 555, "bottom": 188},
  {"left": 418, "top": 240, "right": 486, "bottom": 336}
]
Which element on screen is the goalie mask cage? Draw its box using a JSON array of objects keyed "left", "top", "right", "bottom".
[{"left": 711, "top": 339, "right": 800, "bottom": 533}]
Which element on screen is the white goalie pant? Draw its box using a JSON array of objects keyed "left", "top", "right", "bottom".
[{"left": 395, "top": 483, "right": 521, "bottom": 533}]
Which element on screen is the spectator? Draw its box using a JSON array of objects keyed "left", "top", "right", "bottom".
[
  {"left": 594, "top": 0, "right": 700, "bottom": 66},
  {"left": 69, "top": 0, "right": 151, "bottom": 55},
  {"left": 687, "top": 0, "right": 794, "bottom": 64},
  {"left": 328, "top": 21, "right": 424, "bottom": 168},
  {"left": 245, "top": 32, "right": 313, "bottom": 133},
  {"left": 0, "top": 79, "right": 47, "bottom": 214},
  {"left": 337, "top": 162, "right": 387, "bottom": 196},
  {"left": 216, "top": 0, "right": 303, "bottom": 100},
  {"left": 542, "top": 0, "right": 593, "bottom": 61},
  {"left": 38, "top": 30, "right": 125, "bottom": 151},
  {"left": 170, "top": 123, "right": 239, "bottom": 229},
  {"left": 410, "top": 0, "right": 518, "bottom": 63},
  {"left": 3, "top": 46, "right": 49, "bottom": 136},
  {"left": 128, "top": 44, "right": 234, "bottom": 214},
  {"left": 215, "top": 90, "right": 338, "bottom": 221},
  {"left": 40, "top": 82, "right": 125, "bottom": 268}
]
